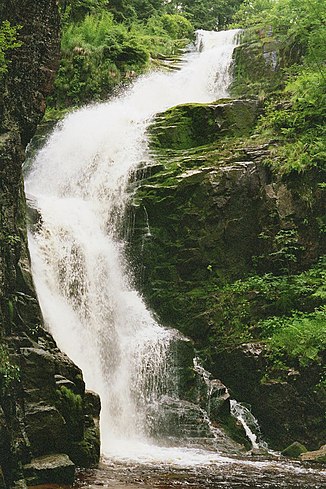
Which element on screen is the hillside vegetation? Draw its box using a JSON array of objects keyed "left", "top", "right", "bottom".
[
  {"left": 230, "top": 0, "right": 326, "bottom": 371},
  {"left": 47, "top": 0, "right": 244, "bottom": 113},
  {"left": 46, "top": 0, "right": 325, "bottom": 448}
]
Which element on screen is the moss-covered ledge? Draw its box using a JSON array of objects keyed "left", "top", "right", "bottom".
[{"left": 127, "top": 96, "right": 326, "bottom": 451}]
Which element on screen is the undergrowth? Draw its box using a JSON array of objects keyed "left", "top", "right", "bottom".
[{"left": 49, "top": 11, "right": 192, "bottom": 109}]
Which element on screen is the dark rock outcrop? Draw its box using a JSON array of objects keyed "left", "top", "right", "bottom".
[
  {"left": 0, "top": 1, "right": 100, "bottom": 487},
  {"left": 127, "top": 96, "right": 326, "bottom": 450},
  {"left": 23, "top": 453, "right": 76, "bottom": 486}
]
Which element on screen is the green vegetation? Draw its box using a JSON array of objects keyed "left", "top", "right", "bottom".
[
  {"left": 0, "top": 342, "right": 19, "bottom": 395},
  {"left": 221, "top": 0, "right": 326, "bottom": 380},
  {"left": 0, "top": 20, "right": 22, "bottom": 77},
  {"left": 128, "top": 0, "right": 326, "bottom": 393},
  {"left": 206, "top": 256, "right": 326, "bottom": 353},
  {"left": 234, "top": 0, "right": 326, "bottom": 174},
  {"left": 50, "top": 2, "right": 193, "bottom": 109},
  {"left": 56, "top": 385, "right": 84, "bottom": 440},
  {"left": 49, "top": 0, "right": 249, "bottom": 111}
]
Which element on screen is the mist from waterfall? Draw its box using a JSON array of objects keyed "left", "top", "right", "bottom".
[{"left": 25, "top": 29, "right": 240, "bottom": 460}]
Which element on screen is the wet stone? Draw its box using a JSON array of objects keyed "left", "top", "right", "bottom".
[{"left": 23, "top": 454, "right": 75, "bottom": 485}]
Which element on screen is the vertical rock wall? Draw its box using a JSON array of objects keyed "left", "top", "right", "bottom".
[{"left": 0, "top": 2, "right": 100, "bottom": 487}]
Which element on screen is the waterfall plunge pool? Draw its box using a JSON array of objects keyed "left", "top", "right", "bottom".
[{"left": 75, "top": 452, "right": 326, "bottom": 488}]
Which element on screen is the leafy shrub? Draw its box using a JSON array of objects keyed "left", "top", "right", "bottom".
[
  {"left": 50, "top": 10, "right": 192, "bottom": 109},
  {"left": 266, "top": 308, "right": 326, "bottom": 367},
  {"left": 259, "top": 69, "right": 326, "bottom": 173},
  {"left": 206, "top": 257, "right": 326, "bottom": 354},
  {"left": 0, "top": 21, "right": 22, "bottom": 76}
]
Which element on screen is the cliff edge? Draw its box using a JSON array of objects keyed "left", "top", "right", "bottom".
[{"left": 0, "top": 2, "right": 100, "bottom": 487}]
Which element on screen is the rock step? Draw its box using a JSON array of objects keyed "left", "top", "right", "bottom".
[{"left": 23, "top": 454, "right": 75, "bottom": 486}]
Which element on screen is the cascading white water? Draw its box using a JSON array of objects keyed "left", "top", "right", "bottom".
[
  {"left": 25, "top": 29, "right": 240, "bottom": 459},
  {"left": 230, "top": 400, "right": 268, "bottom": 451}
]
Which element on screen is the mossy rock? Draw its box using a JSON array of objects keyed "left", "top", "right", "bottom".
[
  {"left": 150, "top": 99, "right": 259, "bottom": 151},
  {"left": 69, "top": 427, "right": 100, "bottom": 468},
  {"left": 231, "top": 39, "right": 282, "bottom": 97},
  {"left": 281, "top": 441, "right": 308, "bottom": 458},
  {"left": 23, "top": 454, "right": 75, "bottom": 485}
]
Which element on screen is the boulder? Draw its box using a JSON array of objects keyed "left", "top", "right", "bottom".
[
  {"left": 300, "top": 445, "right": 326, "bottom": 464},
  {"left": 151, "top": 99, "right": 260, "bottom": 151},
  {"left": 23, "top": 454, "right": 75, "bottom": 485},
  {"left": 84, "top": 390, "right": 101, "bottom": 419},
  {"left": 281, "top": 441, "right": 308, "bottom": 458},
  {"left": 69, "top": 426, "right": 100, "bottom": 468}
]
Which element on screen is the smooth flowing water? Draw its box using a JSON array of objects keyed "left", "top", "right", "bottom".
[{"left": 25, "top": 29, "right": 326, "bottom": 487}]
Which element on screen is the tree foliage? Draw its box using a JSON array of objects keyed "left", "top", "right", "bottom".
[
  {"left": 167, "top": 0, "right": 244, "bottom": 30},
  {"left": 0, "top": 20, "right": 22, "bottom": 77},
  {"left": 50, "top": 7, "right": 193, "bottom": 110}
]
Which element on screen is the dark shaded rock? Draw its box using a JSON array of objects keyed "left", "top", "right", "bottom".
[
  {"left": 0, "top": 407, "right": 11, "bottom": 478},
  {"left": 169, "top": 335, "right": 198, "bottom": 403},
  {"left": 84, "top": 390, "right": 101, "bottom": 419},
  {"left": 69, "top": 426, "right": 101, "bottom": 468},
  {"left": 19, "top": 348, "right": 56, "bottom": 403},
  {"left": 24, "top": 405, "right": 68, "bottom": 456},
  {"left": 23, "top": 454, "right": 75, "bottom": 485},
  {"left": 0, "top": 468, "right": 5, "bottom": 489},
  {"left": 128, "top": 95, "right": 326, "bottom": 451},
  {"left": 281, "top": 442, "right": 308, "bottom": 458},
  {"left": 67, "top": 390, "right": 100, "bottom": 467},
  {"left": 211, "top": 345, "right": 326, "bottom": 450},
  {"left": 148, "top": 396, "right": 214, "bottom": 439},
  {"left": 0, "top": 1, "right": 100, "bottom": 486}
]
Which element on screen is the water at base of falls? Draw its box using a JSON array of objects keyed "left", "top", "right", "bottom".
[{"left": 76, "top": 455, "right": 326, "bottom": 489}]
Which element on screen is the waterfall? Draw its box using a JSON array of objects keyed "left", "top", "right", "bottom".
[
  {"left": 230, "top": 400, "right": 268, "bottom": 451},
  {"left": 25, "top": 29, "right": 240, "bottom": 458}
]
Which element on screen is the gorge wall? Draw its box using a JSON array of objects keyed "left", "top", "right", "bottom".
[
  {"left": 0, "top": 2, "right": 100, "bottom": 487},
  {"left": 127, "top": 39, "right": 326, "bottom": 451}
]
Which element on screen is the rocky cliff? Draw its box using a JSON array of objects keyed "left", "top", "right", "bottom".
[
  {"left": 127, "top": 41, "right": 326, "bottom": 451},
  {"left": 0, "top": 2, "right": 100, "bottom": 487}
]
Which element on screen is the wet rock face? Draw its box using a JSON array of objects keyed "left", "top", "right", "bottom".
[
  {"left": 0, "top": 1, "right": 100, "bottom": 486},
  {"left": 127, "top": 98, "right": 325, "bottom": 450},
  {"left": 150, "top": 100, "right": 260, "bottom": 150},
  {"left": 211, "top": 345, "right": 326, "bottom": 450}
]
